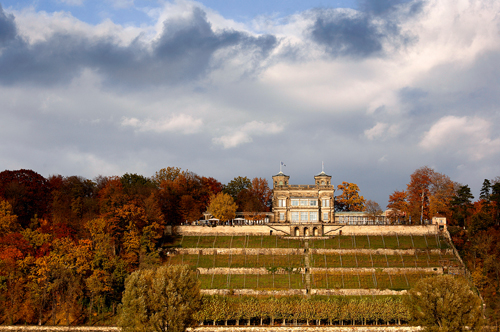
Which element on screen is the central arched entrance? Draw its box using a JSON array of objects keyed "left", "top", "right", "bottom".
[{"left": 304, "top": 227, "right": 310, "bottom": 236}]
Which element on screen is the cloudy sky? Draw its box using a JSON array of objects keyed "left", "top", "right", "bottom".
[{"left": 1, "top": 0, "right": 500, "bottom": 207}]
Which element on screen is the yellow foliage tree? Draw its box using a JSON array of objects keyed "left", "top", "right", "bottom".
[
  {"left": 336, "top": 182, "right": 365, "bottom": 211},
  {"left": 207, "top": 192, "right": 237, "bottom": 222},
  {"left": 0, "top": 200, "right": 19, "bottom": 235}
]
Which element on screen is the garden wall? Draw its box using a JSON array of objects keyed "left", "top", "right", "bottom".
[
  {"left": 171, "top": 248, "right": 451, "bottom": 255},
  {"left": 173, "top": 225, "right": 290, "bottom": 236},
  {"left": 190, "top": 327, "right": 420, "bottom": 332},
  {"left": 173, "top": 225, "right": 439, "bottom": 237},
  {"left": 324, "top": 225, "right": 438, "bottom": 236},
  {"left": 196, "top": 267, "right": 442, "bottom": 275},
  {"left": 0, "top": 327, "right": 421, "bottom": 332}
]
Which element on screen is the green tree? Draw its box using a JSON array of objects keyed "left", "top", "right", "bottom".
[
  {"left": 451, "top": 185, "right": 474, "bottom": 227},
  {"left": 405, "top": 275, "right": 483, "bottom": 332},
  {"left": 479, "top": 179, "right": 491, "bottom": 201},
  {"left": 118, "top": 265, "right": 201, "bottom": 332},
  {"left": 223, "top": 176, "right": 251, "bottom": 199}
]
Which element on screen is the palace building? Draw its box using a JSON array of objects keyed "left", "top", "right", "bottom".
[{"left": 271, "top": 171, "right": 335, "bottom": 236}]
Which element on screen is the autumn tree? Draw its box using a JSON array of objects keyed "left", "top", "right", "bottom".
[
  {"left": 49, "top": 175, "right": 97, "bottom": 236},
  {"left": 405, "top": 166, "right": 457, "bottom": 224},
  {"left": 387, "top": 190, "right": 408, "bottom": 224},
  {"left": 0, "top": 200, "right": 19, "bottom": 235},
  {"left": 249, "top": 177, "right": 272, "bottom": 212},
  {"left": 151, "top": 167, "right": 182, "bottom": 187},
  {"left": 118, "top": 265, "right": 201, "bottom": 332},
  {"left": 335, "top": 182, "right": 365, "bottom": 212},
  {"left": 207, "top": 192, "right": 237, "bottom": 222},
  {"left": 0, "top": 169, "right": 51, "bottom": 227},
  {"left": 406, "top": 275, "right": 483, "bottom": 332}
]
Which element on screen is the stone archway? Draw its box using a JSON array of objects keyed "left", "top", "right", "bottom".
[
  {"left": 294, "top": 227, "right": 300, "bottom": 237},
  {"left": 313, "top": 227, "right": 318, "bottom": 236},
  {"left": 304, "top": 227, "right": 310, "bottom": 237}
]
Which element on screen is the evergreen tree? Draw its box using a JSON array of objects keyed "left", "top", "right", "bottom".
[
  {"left": 479, "top": 179, "right": 491, "bottom": 201},
  {"left": 451, "top": 185, "right": 474, "bottom": 227}
]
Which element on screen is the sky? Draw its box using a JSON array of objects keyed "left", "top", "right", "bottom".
[{"left": 1, "top": 0, "right": 500, "bottom": 208}]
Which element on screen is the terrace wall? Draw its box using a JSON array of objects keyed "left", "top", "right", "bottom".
[
  {"left": 324, "top": 225, "right": 437, "bottom": 236},
  {"left": 171, "top": 248, "right": 452, "bottom": 255},
  {"left": 174, "top": 225, "right": 439, "bottom": 236},
  {"left": 191, "top": 327, "right": 420, "bottom": 332},
  {"left": 0, "top": 327, "right": 422, "bottom": 332},
  {"left": 173, "top": 225, "right": 291, "bottom": 236}
]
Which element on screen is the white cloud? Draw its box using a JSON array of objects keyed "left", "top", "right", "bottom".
[
  {"left": 57, "top": 0, "right": 85, "bottom": 6},
  {"left": 212, "top": 121, "right": 284, "bottom": 148},
  {"left": 419, "top": 116, "right": 500, "bottom": 160},
  {"left": 364, "top": 122, "right": 401, "bottom": 141},
  {"left": 121, "top": 114, "right": 203, "bottom": 134}
]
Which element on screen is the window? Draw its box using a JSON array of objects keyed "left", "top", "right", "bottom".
[
  {"left": 322, "top": 199, "right": 330, "bottom": 207},
  {"left": 279, "top": 213, "right": 285, "bottom": 221},
  {"left": 279, "top": 199, "right": 285, "bottom": 207},
  {"left": 309, "top": 200, "right": 317, "bottom": 206},
  {"left": 323, "top": 212, "right": 329, "bottom": 221},
  {"left": 291, "top": 200, "right": 299, "bottom": 206},
  {"left": 291, "top": 212, "right": 299, "bottom": 221},
  {"left": 300, "top": 212, "right": 308, "bottom": 221},
  {"left": 310, "top": 212, "right": 318, "bottom": 221},
  {"left": 300, "top": 200, "right": 308, "bottom": 206},
  {"left": 279, "top": 180, "right": 283, "bottom": 185}
]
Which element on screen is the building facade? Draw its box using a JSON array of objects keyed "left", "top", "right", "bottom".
[{"left": 272, "top": 171, "right": 335, "bottom": 236}]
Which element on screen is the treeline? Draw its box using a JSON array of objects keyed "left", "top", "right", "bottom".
[
  {"left": 194, "top": 295, "right": 410, "bottom": 326},
  {"left": 386, "top": 166, "right": 500, "bottom": 325},
  {"left": 0, "top": 168, "right": 270, "bottom": 325}
]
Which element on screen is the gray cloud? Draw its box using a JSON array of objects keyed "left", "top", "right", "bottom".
[
  {"left": 0, "top": 4, "right": 16, "bottom": 46},
  {"left": 309, "top": 1, "right": 420, "bottom": 58},
  {"left": 0, "top": 6, "right": 278, "bottom": 87}
]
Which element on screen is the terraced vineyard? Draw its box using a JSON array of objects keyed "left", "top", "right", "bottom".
[{"left": 165, "top": 234, "right": 460, "bottom": 293}]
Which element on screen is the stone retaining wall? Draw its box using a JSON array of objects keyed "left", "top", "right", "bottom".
[
  {"left": 189, "top": 327, "right": 420, "bottom": 332},
  {"left": 196, "top": 267, "right": 442, "bottom": 275},
  {"left": 324, "top": 225, "right": 437, "bottom": 236},
  {"left": 169, "top": 248, "right": 452, "bottom": 256},
  {"left": 199, "top": 289, "right": 407, "bottom": 296},
  {"left": 174, "top": 225, "right": 439, "bottom": 236},
  {"left": 0, "top": 327, "right": 421, "bottom": 332},
  {"left": 0, "top": 328, "right": 118, "bottom": 332},
  {"left": 174, "top": 225, "right": 290, "bottom": 236}
]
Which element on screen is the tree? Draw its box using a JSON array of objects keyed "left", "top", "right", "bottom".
[
  {"left": 451, "top": 185, "right": 474, "bottom": 228},
  {"left": 223, "top": 176, "right": 251, "bottom": 200},
  {"left": 405, "top": 166, "right": 457, "bottom": 224},
  {"left": 479, "top": 179, "right": 491, "bottom": 201},
  {"left": 118, "top": 265, "right": 201, "bottom": 332},
  {"left": 0, "top": 169, "right": 51, "bottom": 227},
  {"left": 0, "top": 200, "right": 19, "bottom": 235},
  {"left": 249, "top": 178, "right": 272, "bottom": 212},
  {"left": 335, "top": 182, "right": 365, "bottom": 211},
  {"left": 151, "top": 167, "right": 182, "bottom": 187},
  {"left": 405, "top": 275, "right": 483, "bottom": 332},
  {"left": 207, "top": 192, "right": 237, "bottom": 223},
  {"left": 364, "top": 200, "right": 383, "bottom": 224},
  {"left": 387, "top": 190, "right": 408, "bottom": 224}
]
